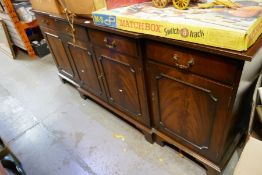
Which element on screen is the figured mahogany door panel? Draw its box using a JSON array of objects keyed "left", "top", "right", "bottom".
[
  {"left": 44, "top": 32, "right": 75, "bottom": 79},
  {"left": 156, "top": 74, "right": 217, "bottom": 149},
  {"left": 67, "top": 43, "right": 106, "bottom": 100},
  {"left": 94, "top": 47, "right": 150, "bottom": 126},
  {"left": 99, "top": 55, "right": 142, "bottom": 118},
  {"left": 148, "top": 61, "right": 233, "bottom": 153}
]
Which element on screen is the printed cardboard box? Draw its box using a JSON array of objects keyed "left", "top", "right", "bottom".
[{"left": 93, "top": 1, "right": 262, "bottom": 51}]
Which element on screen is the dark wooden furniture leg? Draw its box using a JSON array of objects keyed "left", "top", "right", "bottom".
[
  {"left": 59, "top": 76, "right": 66, "bottom": 84},
  {"left": 155, "top": 136, "right": 165, "bottom": 147},
  {"left": 79, "top": 91, "right": 88, "bottom": 100},
  {"left": 143, "top": 132, "right": 154, "bottom": 144},
  {"left": 206, "top": 166, "right": 221, "bottom": 175}
]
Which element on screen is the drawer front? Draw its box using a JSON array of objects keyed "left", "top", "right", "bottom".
[
  {"left": 89, "top": 30, "right": 138, "bottom": 57},
  {"left": 36, "top": 14, "right": 88, "bottom": 42},
  {"left": 36, "top": 13, "right": 55, "bottom": 28},
  {"left": 146, "top": 41, "right": 240, "bottom": 85}
]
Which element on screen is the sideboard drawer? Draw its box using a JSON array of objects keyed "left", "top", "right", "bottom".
[
  {"left": 36, "top": 14, "right": 88, "bottom": 42},
  {"left": 89, "top": 30, "right": 138, "bottom": 57},
  {"left": 36, "top": 13, "right": 55, "bottom": 28},
  {"left": 146, "top": 41, "right": 240, "bottom": 85}
]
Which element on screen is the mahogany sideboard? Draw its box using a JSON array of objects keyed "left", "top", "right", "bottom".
[{"left": 34, "top": 10, "right": 262, "bottom": 175}]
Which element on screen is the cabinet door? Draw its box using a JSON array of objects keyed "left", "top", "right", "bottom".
[
  {"left": 44, "top": 32, "right": 75, "bottom": 80},
  {"left": 148, "top": 61, "right": 233, "bottom": 154},
  {"left": 96, "top": 49, "right": 149, "bottom": 125},
  {"left": 67, "top": 42, "right": 106, "bottom": 100}
]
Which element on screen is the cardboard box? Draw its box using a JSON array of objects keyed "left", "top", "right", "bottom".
[
  {"left": 30, "top": 0, "right": 62, "bottom": 14},
  {"left": 30, "top": 0, "right": 105, "bottom": 15},
  {"left": 62, "top": 0, "right": 106, "bottom": 16},
  {"left": 234, "top": 137, "right": 262, "bottom": 175},
  {"left": 93, "top": 2, "right": 262, "bottom": 51},
  {"left": 105, "top": 0, "right": 150, "bottom": 10}
]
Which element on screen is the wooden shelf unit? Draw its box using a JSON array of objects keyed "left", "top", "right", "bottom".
[{"left": 2, "top": 0, "right": 36, "bottom": 58}]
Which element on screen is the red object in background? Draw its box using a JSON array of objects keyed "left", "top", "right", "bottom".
[
  {"left": 0, "top": 162, "right": 7, "bottom": 175},
  {"left": 105, "top": 0, "right": 151, "bottom": 9}
]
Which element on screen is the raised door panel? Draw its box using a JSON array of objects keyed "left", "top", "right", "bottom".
[
  {"left": 99, "top": 55, "right": 142, "bottom": 118},
  {"left": 95, "top": 47, "right": 149, "bottom": 126},
  {"left": 156, "top": 74, "right": 217, "bottom": 149},
  {"left": 67, "top": 43, "right": 106, "bottom": 100},
  {"left": 148, "top": 61, "right": 233, "bottom": 156},
  {"left": 44, "top": 32, "right": 75, "bottom": 79}
]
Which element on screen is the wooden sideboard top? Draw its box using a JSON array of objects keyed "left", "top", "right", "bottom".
[{"left": 34, "top": 10, "right": 262, "bottom": 62}]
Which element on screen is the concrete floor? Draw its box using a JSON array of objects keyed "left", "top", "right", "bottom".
[{"left": 0, "top": 51, "right": 239, "bottom": 175}]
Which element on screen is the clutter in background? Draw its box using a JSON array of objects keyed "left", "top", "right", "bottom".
[
  {"left": 26, "top": 27, "right": 50, "bottom": 58},
  {"left": 233, "top": 73, "right": 262, "bottom": 175},
  {"left": 0, "top": 1, "right": 4, "bottom": 12},
  {"left": 0, "top": 20, "right": 15, "bottom": 59},
  {"left": 1, "top": 0, "right": 48, "bottom": 58},
  {"left": 105, "top": 0, "right": 150, "bottom": 10},
  {"left": 0, "top": 138, "right": 27, "bottom": 175},
  {"left": 31, "top": 39, "right": 50, "bottom": 58},
  {"left": 13, "top": 1, "right": 36, "bottom": 23}
]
